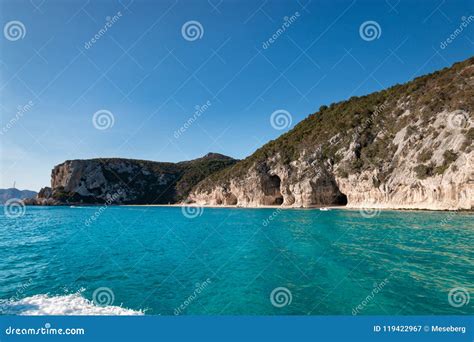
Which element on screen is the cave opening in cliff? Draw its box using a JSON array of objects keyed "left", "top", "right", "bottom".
[
  {"left": 268, "top": 175, "right": 284, "bottom": 206},
  {"left": 334, "top": 192, "right": 348, "bottom": 206}
]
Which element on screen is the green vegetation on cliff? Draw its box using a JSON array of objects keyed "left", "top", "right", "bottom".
[
  {"left": 40, "top": 153, "right": 236, "bottom": 205},
  {"left": 194, "top": 57, "right": 473, "bottom": 192}
]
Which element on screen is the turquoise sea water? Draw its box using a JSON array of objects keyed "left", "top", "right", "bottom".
[{"left": 0, "top": 206, "right": 472, "bottom": 315}]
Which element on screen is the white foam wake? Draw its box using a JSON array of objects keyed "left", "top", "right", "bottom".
[{"left": 0, "top": 293, "right": 144, "bottom": 316}]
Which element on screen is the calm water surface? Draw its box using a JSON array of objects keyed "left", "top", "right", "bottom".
[{"left": 0, "top": 206, "right": 472, "bottom": 315}]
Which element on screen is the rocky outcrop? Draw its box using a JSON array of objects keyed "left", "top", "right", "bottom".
[
  {"left": 335, "top": 110, "right": 473, "bottom": 210},
  {"left": 191, "top": 153, "right": 347, "bottom": 207},
  {"left": 189, "top": 57, "right": 474, "bottom": 210},
  {"left": 0, "top": 188, "right": 37, "bottom": 204},
  {"left": 28, "top": 153, "right": 236, "bottom": 205},
  {"left": 26, "top": 58, "right": 474, "bottom": 210}
]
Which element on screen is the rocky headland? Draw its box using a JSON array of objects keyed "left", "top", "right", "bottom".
[
  {"left": 190, "top": 57, "right": 473, "bottom": 210},
  {"left": 26, "top": 153, "right": 236, "bottom": 205},
  {"left": 27, "top": 57, "right": 473, "bottom": 210}
]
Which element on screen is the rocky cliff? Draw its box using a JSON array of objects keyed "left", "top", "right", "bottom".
[
  {"left": 189, "top": 57, "right": 474, "bottom": 210},
  {"left": 28, "top": 153, "right": 236, "bottom": 205}
]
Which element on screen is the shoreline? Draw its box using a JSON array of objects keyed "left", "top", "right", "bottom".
[
  {"left": 121, "top": 204, "right": 473, "bottom": 212},
  {"left": 21, "top": 203, "right": 472, "bottom": 212}
]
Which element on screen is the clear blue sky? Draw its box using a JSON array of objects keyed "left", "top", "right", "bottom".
[{"left": 1, "top": 0, "right": 473, "bottom": 191}]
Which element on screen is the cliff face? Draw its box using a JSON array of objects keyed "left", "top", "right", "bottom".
[
  {"left": 335, "top": 109, "right": 472, "bottom": 210},
  {"left": 189, "top": 58, "right": 474, "bottom": 210},
  {"left": 27, "top": 58, "right": 474, "bottom": 209},
  {"left": 31, "top": 153, "right": 236, "bottom": 205}
]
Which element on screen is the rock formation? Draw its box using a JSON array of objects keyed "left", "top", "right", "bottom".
[
  {"left": 0, "top": 188, "right": 37, "bottom": 204},
  {"left": 27, "top": 57, "right": 474, "bottom": 210},
  {"left": 189, "top": 57, "right": 474, "bottom": 210},
  {"left": 27, "top": 153, "right": 236, "bottom": 205}
]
